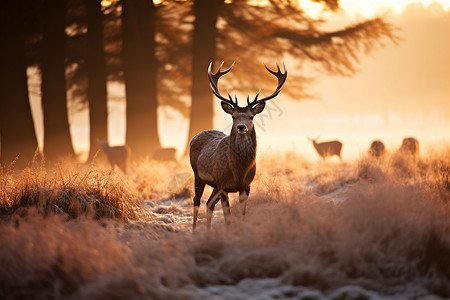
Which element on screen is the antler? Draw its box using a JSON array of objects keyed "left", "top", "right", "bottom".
[
  {"left": 247, "top": 62, "right": 287, "bottom": 108},
  {"left": 208, "top": 61, "right": 236, "bottom": 107}
]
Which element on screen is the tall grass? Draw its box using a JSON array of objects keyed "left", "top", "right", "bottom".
[
  {"left": 1, "top": 147, "right": 450, "bottom": 299},
  {"left": 0, "top": 158, "right": 149, "bottom": 222}
]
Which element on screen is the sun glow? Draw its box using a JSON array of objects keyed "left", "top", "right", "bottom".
[
  {"left": 105, "top": 0, "right": 450, "bottom": 16},
  {"left": 300, "top": 0, "right": 450, "bottom": 18}
]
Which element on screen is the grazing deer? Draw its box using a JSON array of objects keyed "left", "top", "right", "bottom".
[
  {"left": 308, "top": 137, "right": 343, "bottom": 160},
  {"left": 369, "top": 140, "right": 386, "bottom": 158},
  {"left": 400, "top": 137, "right": 419, "bottom": 158},
  {"left": 190, "top": 61, "right": 287, "bottom": 231},
  {"left": 152, "top": 147, "right": 177, "bottom": 162},
  {"left": 97, "top": 140, "right": 131, "bottom": 173}
]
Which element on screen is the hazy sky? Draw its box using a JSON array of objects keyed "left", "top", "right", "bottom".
[{"left": 314, "top": 1, "right": 450, "bottom": 115}]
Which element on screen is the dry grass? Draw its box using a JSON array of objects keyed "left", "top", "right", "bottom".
[
  {"left": 1, "top": 146, "right": 450, "bottom": 299},
  {"left": 0, "top": 158, "right": 149, "bottom": 222},
  {"left": 127, "top": 158, "right": 191, "bottom": 200}
]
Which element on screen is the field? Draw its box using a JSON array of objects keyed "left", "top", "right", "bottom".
[{"left": 1, "top": 147, "right": 450, "bottom": 299}]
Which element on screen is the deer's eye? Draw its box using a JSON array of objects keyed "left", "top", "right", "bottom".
[
  {"left": 250, "top": 116, "right": 254, "bottom": 120},
  {"left": 232, "top": 116, "right": 236, "bottom": 120}
]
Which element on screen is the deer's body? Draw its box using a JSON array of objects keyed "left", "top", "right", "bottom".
[
  {"left": 153, "top": 147, "right": 177, "bottom": 162},
  {"left": 98, "top": 141, "right": 131, "bottom": 173},
  {"left": 191, "top": 129, "right": 256, "bottom": 192},
  {"left": 310, "top": 138, "right": 342, "bottom": 160},
  {"left": 369, "top": 140, "right": 386, "bottom": 158},
  {"left": 190, "top": 61, "right": 286, "bottom": 231},
  {"left": 400, "top": 137, "right": 419, "bottom": 157}
]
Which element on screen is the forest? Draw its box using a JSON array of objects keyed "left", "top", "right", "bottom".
[{"left": 0, "top": 0, "right": 396, "bottom": 167}]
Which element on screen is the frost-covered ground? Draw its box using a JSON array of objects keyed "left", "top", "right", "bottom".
[{"left": 1, "top": 148, "right": 450, "bottom": 299}]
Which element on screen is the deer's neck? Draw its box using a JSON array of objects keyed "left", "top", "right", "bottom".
[{"left": 228, "top": 128, "right": 257, "bottom": 182}]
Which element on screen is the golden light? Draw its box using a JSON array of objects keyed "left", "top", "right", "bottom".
[
  {"left": 298, "top": 0, "right": 324, "bottom": 18},
  {"left": 103, "top": 0, "right": 450, "bottom": 16},
  {"left": 339, "top": 0, "right": 450, "bottom": 17},
  {"left": 298, "top": 0, "right": 450, "bottom": 18},
  {"left": 100, "top": 0, "right": 114, "bottom": 7}
]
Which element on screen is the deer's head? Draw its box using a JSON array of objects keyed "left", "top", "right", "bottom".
[
  {"left": 208, "top": 62, "right": 287, "bottom": 135},
  {"left": 96, "top": 138, "right": 108, "bottom": 148},
  {"left": 307, "top": 136, "right": 320, "bottom": 145}
]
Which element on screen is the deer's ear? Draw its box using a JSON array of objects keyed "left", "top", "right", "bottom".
[
  {"left": 251, "top": 102, "right": 265, "bottom": 115},
  {"left": 221, "top": 101, "right": 234, "bottom": 115}
]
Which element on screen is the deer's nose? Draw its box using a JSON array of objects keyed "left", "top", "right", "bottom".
[{"left": 237, "top": 124, "right": 247, "bottom": 133}]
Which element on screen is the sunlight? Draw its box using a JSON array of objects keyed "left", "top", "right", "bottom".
[
  {"left": 298, "top": 0, "right": 324, "bottom": 18},
  {"left": 103, "top": 0, "right": 450, "bottom": 16},
  {"left": 340, "top": 0, "right": 450, "bottom": 17},
  {"left": 100, "top": 0, "right": 115, "bottom": 7},
  {"left": 299, "top": 0, "right": 450, "bottom": 18}
]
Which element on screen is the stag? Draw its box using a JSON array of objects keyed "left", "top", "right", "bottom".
[
  {"left": 308, "top": 137, "right": 343, "bottom": 160},
  {"left": 97, "top": 140, "right": 131, "bottom": 173},
  {"left": 190, "top": 62, "right": 287, "bottom": 231},
  {"left": 369, "top": 140, "right": 386, "bottom": 158},
  {"left": 400, "top": 137, "right": 419, "bottom": 158}
]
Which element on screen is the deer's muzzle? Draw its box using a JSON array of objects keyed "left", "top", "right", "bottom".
[{"left": 237, "top": 124, "right": 248, "bottom": 134}]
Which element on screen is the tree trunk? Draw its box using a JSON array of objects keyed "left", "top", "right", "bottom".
[
  {"left": 0, "top": 0, "right": 38, "bottom": 168},
  {"left": 122, "top": 0, "right": 160, "bottom": 159},
  {"left": 185, "top": 0, "right": 222, "bottom": 155},
  {"left": 87, "top": 0, "right": 108, "bottom": 162},
  {"left": 41, "top": 0, "right": 75, "bottom": 161}
]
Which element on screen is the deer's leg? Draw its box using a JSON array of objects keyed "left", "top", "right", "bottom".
[
  {"left": 118, "top": 162, "right": 127, "bottom": 174},
  {"left": 206, "top": 188, "right": 221, "bottom": 231},
  {"left": 192, "top": 175, "right": 205, "bottom": 231},
  {"left": 220, "top": 192, "right": 231, "bottom": 225},
  {"left": 122, "top": 159, "right": 128, "bottom": 173},
  {"left": 238, "top": 186, "right": 250, "bottom": 216}
]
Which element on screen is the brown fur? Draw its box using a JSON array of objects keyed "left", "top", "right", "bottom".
[
  {"left": 369, "top": 140, "right": 386, "bottom": 158},
  {"left": 190, "top": 128, "right": 256, "bottom": 193},
  {"left": 400, "top": 137, "right": 419, "bottom": 157},
  {"left": 190, "top": 108, "right": 259, "bottom": 231},
  {"left": 98, "top": 141, "right": 131, "bottom": 173},
  {"left": 309, "top": 138, "right": 343, "bottom": 160},
  {"left": 190, "top": 61, "right": 286, "bottom": 231},
  {"left": 152, "top": 147, "right": 177, "bottom": 162}
]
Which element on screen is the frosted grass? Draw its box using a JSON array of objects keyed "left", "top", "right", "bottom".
[{"left": 1, "top": 147, "right": 449, "bottom": 299}]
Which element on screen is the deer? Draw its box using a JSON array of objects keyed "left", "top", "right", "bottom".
[
  {"left": 308, "top": 137, "right": 343, "bottom": 160},
  {"left": 400, "top": 137, "right": 419, "bottom": 158},
  {"left": 97, "top": 140, "right": 131, "bottom": 173},
  {"left": 152, "top": 147, "right": 177, "bottom": 162},
  {"left": 189, "top": 61, "right": 287, "bottom": 231},
  {"left": 368, "top": 140, "right": 386, "bottom": 158}
]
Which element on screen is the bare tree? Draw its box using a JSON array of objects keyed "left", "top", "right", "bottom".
[
  {"left": 41, "top": 0, "right": 75, "bottom": 160},
  {"left": 0, "top": 0, "right": 38, "bottom": 168},
  {"left": 86, "top": 0, "right": 108, "bottom": 162},
  {"left": 122, "top": 0, "right": 161, "bottom": 158},
  {"left": 185, "top": 0, "right": 222, "bottom": 155}
]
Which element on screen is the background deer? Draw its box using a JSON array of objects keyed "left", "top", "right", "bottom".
[
  {"left": 97, "top": 140, "right": 131, "bottom": 173},
  {"left": 400, "top": 137, "right": 419, "bottom": 158},
  {"left": 308, "top": 137, "right": 343, "bottom": 160},
  {"left": 152, "top": 147, "right": 177, "bottom": 162},
  {"left": 190, "top": 61, "right": 287, "bottom": 231},
  {"left": 369, "top": 140, "right": 386, "bottom": 158}
]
